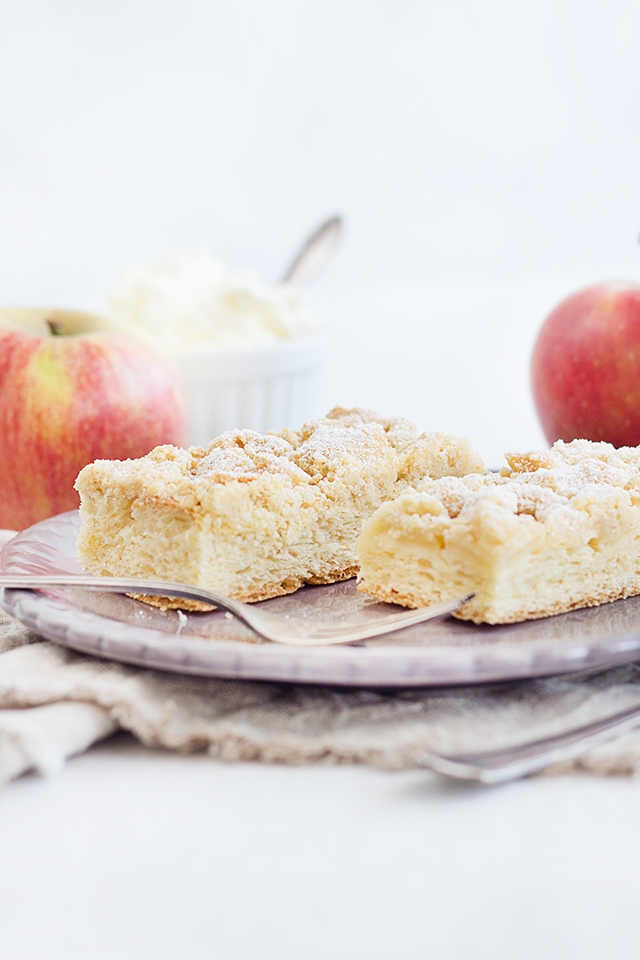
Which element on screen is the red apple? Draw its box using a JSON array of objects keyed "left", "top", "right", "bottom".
[
  {"left": 531, "top": 281, "right": 640, "bottom": 448},
  {"left": 0, "top": 307, "right": 187, "bottom": 530}
]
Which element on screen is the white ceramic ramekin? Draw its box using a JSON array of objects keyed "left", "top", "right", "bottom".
[{"left": 172, "top": 333, "right": 325, "bottom": 447}]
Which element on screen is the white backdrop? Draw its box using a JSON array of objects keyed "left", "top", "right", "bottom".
[
  {"left": 4, "top": 8, "right": 640, "bottom": 959},
  {"left": 2, "top": 0, "right": 640, "bottom": 464}
]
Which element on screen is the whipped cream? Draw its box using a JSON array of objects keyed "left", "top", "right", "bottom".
[{"left": 110, "top": 248, "right": 322, "bottom": 350}]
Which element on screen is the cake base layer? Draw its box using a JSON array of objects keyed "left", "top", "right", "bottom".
[{"left": 128, "top": 564, "right": 360, "bottom": 611}]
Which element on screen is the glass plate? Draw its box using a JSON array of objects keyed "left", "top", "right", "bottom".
[{"left": 2, "top": 510, "right": 640, "bottom": 687}]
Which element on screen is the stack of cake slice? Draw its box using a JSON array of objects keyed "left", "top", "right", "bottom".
[{"left": 75, "top": 407, "right": 484, "bottom": 604}]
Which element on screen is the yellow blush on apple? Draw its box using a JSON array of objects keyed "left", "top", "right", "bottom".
[{"left": 0, "top": 307, "right": 188, "bottom": 529}]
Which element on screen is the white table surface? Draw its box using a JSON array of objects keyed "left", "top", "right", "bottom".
[
  {"left": 2, "top": 734, "right": 640, "bottom": 960},
  {"left": 3, "top": 273, "right": 640, "bottom": 960}
]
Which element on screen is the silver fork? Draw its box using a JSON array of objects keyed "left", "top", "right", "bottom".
[
  {"left": 417, "top": 701, "right": 640, "bottom": 783},
  {"left": 0, "top": 575, "right": 472, "bottom": 646}
]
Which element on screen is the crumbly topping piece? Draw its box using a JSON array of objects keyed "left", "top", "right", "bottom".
[
  {"left": 193, "top": 431, "right": 308, "bottom": 483},
  {"left": 414, "top": 442, "right": 640, "bottom": 528},
  {"left": 191, "top": 413, "right": 398, "bottom": 484},
  {"left": 277, "top": 407, "right": 419, "bottom": 452},
  {"left": 504, "top": 438, "right": 640, "bottom": 475},
  {"left": 414, "top": 474, "right": 488, "bottom": 518},
  {"left": 80, "top": 409, "right": 407, "bottom": 497},
  {"left": 77, "top": 407, "right": 485, "bottom": 525},
  {"left": 400, "top": 432, "right": 484, "bottom": 484},
  {"left": 325, "top": 406, "right": 420, "bottom": 451},
  {"left": 503, "top": 440, "right": 640, "bottom": 501}
]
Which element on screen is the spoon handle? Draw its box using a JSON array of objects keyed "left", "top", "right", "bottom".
[{"left": 282, "top": 216, "right": 342, "bottom": 285}]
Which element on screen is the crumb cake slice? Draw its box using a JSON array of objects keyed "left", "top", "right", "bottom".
[
  {"left": 75, "top": 407, "right": 484, "bottom": 604},
  {"left": 356, "top": 439, "right": 640, "bottom": 624}
]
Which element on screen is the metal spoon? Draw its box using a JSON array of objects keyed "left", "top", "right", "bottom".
[{"left": 281, "top": 216, "right": 342, "bottom": 285}]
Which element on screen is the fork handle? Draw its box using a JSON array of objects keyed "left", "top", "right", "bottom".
[
  {"left": 0, "top": 574, "right": 260, "bottom": 630},
  {"left": 418, "top": 701, "right": 640, "bottom": 784}
]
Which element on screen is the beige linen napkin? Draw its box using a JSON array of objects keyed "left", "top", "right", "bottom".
[{"left": 3, "top": 530, "right": 640, "bottom": 786}]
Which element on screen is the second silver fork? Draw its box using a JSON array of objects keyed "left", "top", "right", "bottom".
[{"left": 417, "top": 701, "right": 640, "bottom": 783}]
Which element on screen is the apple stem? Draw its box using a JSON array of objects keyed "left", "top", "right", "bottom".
[{"left": 46, "top": 319, "right": 64, "bottom": 336}]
